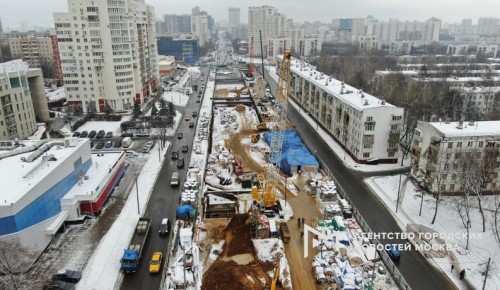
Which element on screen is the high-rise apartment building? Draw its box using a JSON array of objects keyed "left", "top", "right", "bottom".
[
  {"left": 8, "top": 35, "right": 55, "bottom": 78},
  {"left": 191, "top": 12, "right": 210, "bottom": 47},
  {"left": 0, "top": 60, "right": 49, "bottom": 139},
  {"left": 478, "top": 17, "right": 499, "bottom": 36},
  {"left": 53, "top": 0, "right": 158, "bottom": 112},
  {"left": 367, "top": 18, "right": 441, "bottom": 44},
  {"left": 248, "top": 6, "right": 288, "bottom": 58},
  {"left": 162, "top": 14, "right": 191, "bottom": 34},
  {"left": 228, "top": 7, "right": 240, "bottom": 28}
]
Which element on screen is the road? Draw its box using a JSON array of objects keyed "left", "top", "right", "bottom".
[
  {"left": 262, "top": 68, "right": 456, "bottom": 290},
  {"left": 120, "top": 65, "right": 210, "bottom": 290}
]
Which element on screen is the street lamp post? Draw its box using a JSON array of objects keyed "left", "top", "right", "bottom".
[
  {"left": 135, "top": 176, "right": 140, "bottom": 215},
  {"left": 396, "top": 174, "right": 402, "bottom": 213},
  {"left": 284, "top": 162, "right": 289, "bottom": 208}
]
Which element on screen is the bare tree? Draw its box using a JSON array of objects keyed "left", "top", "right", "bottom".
[
  {"left": 423, "top": 140, "right": 453, "bottom": 225},
  {"left": 456, "top": 150, "right": 476, "bottom": 249},
  {"left": 492, "top": 193, "right": 500, "bottom": 247},
  {"left": 0, "top": 240, "right": 43, "bottom": 289}
]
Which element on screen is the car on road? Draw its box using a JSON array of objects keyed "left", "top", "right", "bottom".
[
  {"left": 43, "top": 280, "right": 76, "bottom": 290},
  {"left": 113, "top": 140, "right": 122, "bottom": 148},
  {"left": 188, "top": 121, "right": 194, "bottom": 128},
  {"left": 106, "top": 131, "right": 113, "bottom": 138},
  {"left": 142, "top": 141, "right": 154, "bottom": 153},
  {"left": 171, "top": 150, "right": 179, "bottom": 159},
  {"left": 80, "top": 131, "right": 88, "bottom": 138},
  {"left": 196, "top": 98, "right": 201, "bottom": 103},
  {"left": 90, "top": 141, "right": 94, "bottom": 148},
  {"left": 177, "top": 157, "right": 185, "bottom": 168},
  {"left": 105, "top": 141, "right": 113, "bottom": 149},
  {"left": 95, "top": 141, "right": 105, "bottom": 149},
  {"left": 192, "top": 112, "right": 197, "bottom": 117},
  {"left": 387, "top": 245, "right": 401, "bottom": 262},
  {"left": 72, "top": 132, "right": 81, "bottom": 137},
  {"left": 52, "top": 269, "right": 82, "bottom": 283},
  {"left": 184, "top": 115, "right": 190, "bottom": 121},
  {"left": 181, "top": 145, "right": 189, "bottom": 152},
  {"left": 88, "top": 130, "right": 97, "bottom": 138},
  {"left": 96, "top": 130, "right": 105, "bottom": 139},
  {"left": 177, "top": 133, "right": 183, "bottom": 139},
  {"left": 149, "top": 252, "right": 163, "bottom": 273},
  {"left": 159, "top": 218, "right": 170, "bottom": 235}
]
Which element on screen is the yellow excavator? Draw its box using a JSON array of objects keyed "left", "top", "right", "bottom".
[
  {"left": 270, "top": 263, "right": 280, "bottom": 290},
  {"left": 251, "top": 174, "right": 277, "bottom": 209}
]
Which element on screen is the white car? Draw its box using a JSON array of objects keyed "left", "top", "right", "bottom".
[{"left": 125, "top": 151, "right": 139, "bottom": 158}]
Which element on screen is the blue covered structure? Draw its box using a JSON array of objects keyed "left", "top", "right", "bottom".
[
  {"left": 263, "top": 130, "right": 319, "bottom": 174},
  {"left": 176, "top": 205, "right": 196, "bottom": 219}
]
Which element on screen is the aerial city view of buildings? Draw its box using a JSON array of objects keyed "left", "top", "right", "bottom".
[{"left": 0, "top": 0, "right": 499, "bottom": 289}]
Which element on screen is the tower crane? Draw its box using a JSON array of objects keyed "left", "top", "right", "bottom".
[
  {"left": 252, "top": 51, "right": 292, "bottom": 210},
  {"left": 248, "top": 36, "right": 255, "bottom": 77}
]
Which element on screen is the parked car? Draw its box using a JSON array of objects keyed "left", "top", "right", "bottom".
[
  {"left": 52, "top": 269, "right": 82, "bottom": 283},
  {"left": 95, "top": 141, "right": 105, "bottom": 149},
  {"left": 387, "top": 245, "right": 401, "bottom": 262},
  {"left": 113, "top": 140, "right": 122, "bottom": 148},
  {"left": 181, "top": 145, "right": 189, "bottom": 152},
  {"left": 105, "top": 141, "right": 113, "bottom": 148},
  {"left": 80, "top": 131, "right": 89, "bottom": 138},
  {"left": 149, "top": 252, "right": 163, "bottom": 273},
  {"left": 177, "top": 133, "right": 183, "bottom": 139},
  {"left": 96, "top": 130, "right": 105, "bottom": 139},
  {"left": 136, "top": 132, "right": 149, "bottom": 137},
  {"left": 88, "top": 130, "right": 97, "bottom": 138},
  {"left": 177, "top": 158, "right": 185, "bottom": 168},
  {"left": 43, "top": 280, "right": 76, "bottom": 290},
  {"left": 106, "top": 131, "right": 113, "bottom": 138},
  {"left": 125, "top": 151, "right": 138, "bottom": 158},
  {"left": 72, "top": 132, "right": 81, "bottom": 137},
  {"left": 159, "top": 218, "right": 170, "bottom": 235},
  {"left": 121, "top": 132, "right": 133, "bottom": 137},
  {"left": 90, "top": 141, "right": 94, "bottom": 148},
  {"left": 142, "top": 141, "right": 154, "bottom": 153},
  {"left": 171, "top": 150, "right": 179, "bottom": 160}
]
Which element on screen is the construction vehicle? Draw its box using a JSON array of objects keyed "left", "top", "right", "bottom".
[
  {"left": 229, "top": 86, "right": 248, "bottom": 98},
  {"left": 232, "top": 155, "right": 244, "bottom": 175},
  {"left": 251, "top": 174, "right": 277, "bottom": 209},
  {"left": 278, "top": 222, "right": 290, "bottom": 243},
  {"left": 251, "top": 133, "right": 260, "bottom": 143},
  {"left": 257, "top": 122, "right": 267, "bottom": 131},
  {"left": 120, "top": 217, "right": 151, "bottom": 273},
  {"left": 270, "top": 263, "right": 281, "bottom": 290}
]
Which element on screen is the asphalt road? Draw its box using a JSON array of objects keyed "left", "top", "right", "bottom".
[
  {"left": 120, "top": 65, "right": 210, "bottom": 290},
  {"left": 262, "top": 69, "right": 456, "bottom": 290}
]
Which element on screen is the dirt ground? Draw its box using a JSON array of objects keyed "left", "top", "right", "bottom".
[{"left": 201, "top": 214, "right": 278, "bottom": 290}]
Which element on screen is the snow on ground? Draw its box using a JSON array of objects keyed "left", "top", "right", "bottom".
[
  {"left": 27, "top": 123, "right": 47, "bottom": 140},
  {"left": 162, "top": 90, "right": 190, "bottom": 107},
  {"left": 209, "top": 240, "right": 225, "bottom": 261},
  {"left": 252, "top": 238, "right": 292, "bottom": 289},
  {"left": 266, "top": 66, "right": 410, "bottom": 173},
  {"left": 366, "top": 175, "right": 500, "bottom": 289}
]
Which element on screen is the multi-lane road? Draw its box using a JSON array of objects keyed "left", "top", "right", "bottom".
[
  {"left": 120, "top": 65, "right": 210, "bottom": 290},
  {"left": 262, "top": 67, "right": 455, "bottom": 290}
]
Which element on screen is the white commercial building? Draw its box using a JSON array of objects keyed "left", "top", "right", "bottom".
[
  {"left": 411, "top": 120, "right": 500, "bottom": 194},
  {"left": 53, "top": 0, "right": 159, "bottom": 112},
  {"left": 282, "top": 57, "right": 404, "bottom": 163},
  {"left": 0, "top": 138, "right": 126, "bottom": 256}
]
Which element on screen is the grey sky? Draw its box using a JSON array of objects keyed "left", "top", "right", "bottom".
[{"left": 1, "top": 0, "right": 499, "bottom": 30}]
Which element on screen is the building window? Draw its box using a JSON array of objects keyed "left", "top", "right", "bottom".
[
  {"left": 392, "top": 115, "right": 402, "bottom": 121},
  {"left": 366, "top": 116, "right": 373, "bottom": 121},
  {"left": 468, "top": 141, "right": 473, "bottom": 147},
  {"left": 478, "top": 141, "right": 483, "bottom": 147},
  {"left": 388, "top": 151, "right": 395, "bottom": 157},
  {"left": 457, "top": 142, "right": 462, "bottom": 148},
  {"left": 365, "top": 125, "right": 374, "bottom": 131},
  {"left": 363, "top": 153, "right": 370, "bottom": 158},
  {"left": 450, "top": 184, "right": 455, "bottom": 190},
  {"left": 448, "top": 142, "right": 453, "bottom": 149}
]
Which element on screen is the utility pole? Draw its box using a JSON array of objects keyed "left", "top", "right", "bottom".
[
  {"left": 259, "top": 30, "right": 265, "bottom": 78},
  {"left": 135, "top": 177, "right": 140, "bottom": 214},
  {"left": 482, "top": 257, "right": 491, "bottom": 290},
  {"left": 396, "top": 174, "right": 402, "bottom": 213}
]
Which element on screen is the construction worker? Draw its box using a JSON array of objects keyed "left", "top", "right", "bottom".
[
  {"left": 300, "top": 231, "right": 304, "bottom": 238},
  {"left": 301, "top": 218, "right": 305, "bottom": 227},
  {"left": 297, "top": 217, "right": 301, "bottom": 228}
]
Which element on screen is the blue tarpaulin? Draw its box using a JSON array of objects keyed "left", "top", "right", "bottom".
[
  {"left": 176, "top": 205, "right": 195, "bottom": 218},
  {"left": 263, "top": 130, "right": 318, "bottom": 174}
]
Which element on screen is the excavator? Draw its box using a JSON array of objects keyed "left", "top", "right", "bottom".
[
  {"left": 229, "top": 86, "right": 249, "bottom": 98},
  {"left": 270, "top": 263, "right": 281, "bottom": 290},
  {"left": 251, "top": 174, "right": 277, "bottom": 209}
]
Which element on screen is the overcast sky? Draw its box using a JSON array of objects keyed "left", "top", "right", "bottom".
[{"left": 1, "top": 0, "right": 499, "bottom": 30}]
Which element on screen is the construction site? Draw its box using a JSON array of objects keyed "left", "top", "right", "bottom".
[{"left": 163, "top": 50, "right": 399, "bottom": 290}]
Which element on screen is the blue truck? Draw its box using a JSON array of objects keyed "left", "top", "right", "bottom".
[{"left": 120, "top": 217, "right": 151, "bottom": 273}]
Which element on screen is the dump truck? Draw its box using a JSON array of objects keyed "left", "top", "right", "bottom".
[
  {"left": 120, "top": 217, "right": 151, "bottom": 273},
  {"left": 278, "top": 222, "right": 290, "bottom": 243}
]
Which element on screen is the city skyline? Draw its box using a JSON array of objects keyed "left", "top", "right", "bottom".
[{"left": 1, "top": 0, "right": 500, "bottom": 30}]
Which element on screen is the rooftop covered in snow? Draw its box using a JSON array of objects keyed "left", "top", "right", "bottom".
[
  {"left": 284, "top": 56, "right": 398, "bottom": 111},
  {"left": 429, "top": 120, "right": 500, "bottom": 138}
]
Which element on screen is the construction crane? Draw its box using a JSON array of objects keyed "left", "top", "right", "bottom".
[
  {"left": 248, "top": 36, "right": 254, "bottom": 77},
  {"left": 252, "top": 51, "right": 292, "bottom": 211}
]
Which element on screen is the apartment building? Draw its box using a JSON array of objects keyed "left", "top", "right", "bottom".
[
  {"left": 283, "top": 57, "right": 404, "bottom": 163},
  {"left": 53, "top": 0, "right": 159, "bottom": 112},
  {"left": 447, "top": 44, "right": 469, "bottom": 55},
  {"left": 411, "top": 120, "right": 500, "bottom": 194},
  {"left": 160, "top": 14, "right": 191, "bottom": 35},
  {"left": 8, "top": 35, "right": 54, "bottom": 77},
  {"left": 191, "top": 12, "right": 210, "bottom": 47},
  {"left": 389, "top": 41, "right": 412, "bottom": 55},
  {"left": 477, "top": 44, "right": 498, "bottom": 58},
  {"left": 268, "top": 37, "right": 291, "bottom": 60},
  {"left": 0, "top": 60, "right": 49, "bottom": 139},
  {"left": 299, "top": 36, "right": 322, "bottom": 58},
  {"left": 367, "top": 18, "right": 441, "bottom": 45},
  {"left": 359, "top": 36, "right": 379, "bottom": 53},
  {"left": 248, "top": 6, "right": 288, "bottom": 58}
]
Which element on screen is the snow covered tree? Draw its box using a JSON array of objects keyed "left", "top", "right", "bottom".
[
  {"left": 132, "top": 101, "right": 142, "bottom": 119},
  {"left": 0, "top": 240, "right": 43, "bottom": 289}
]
